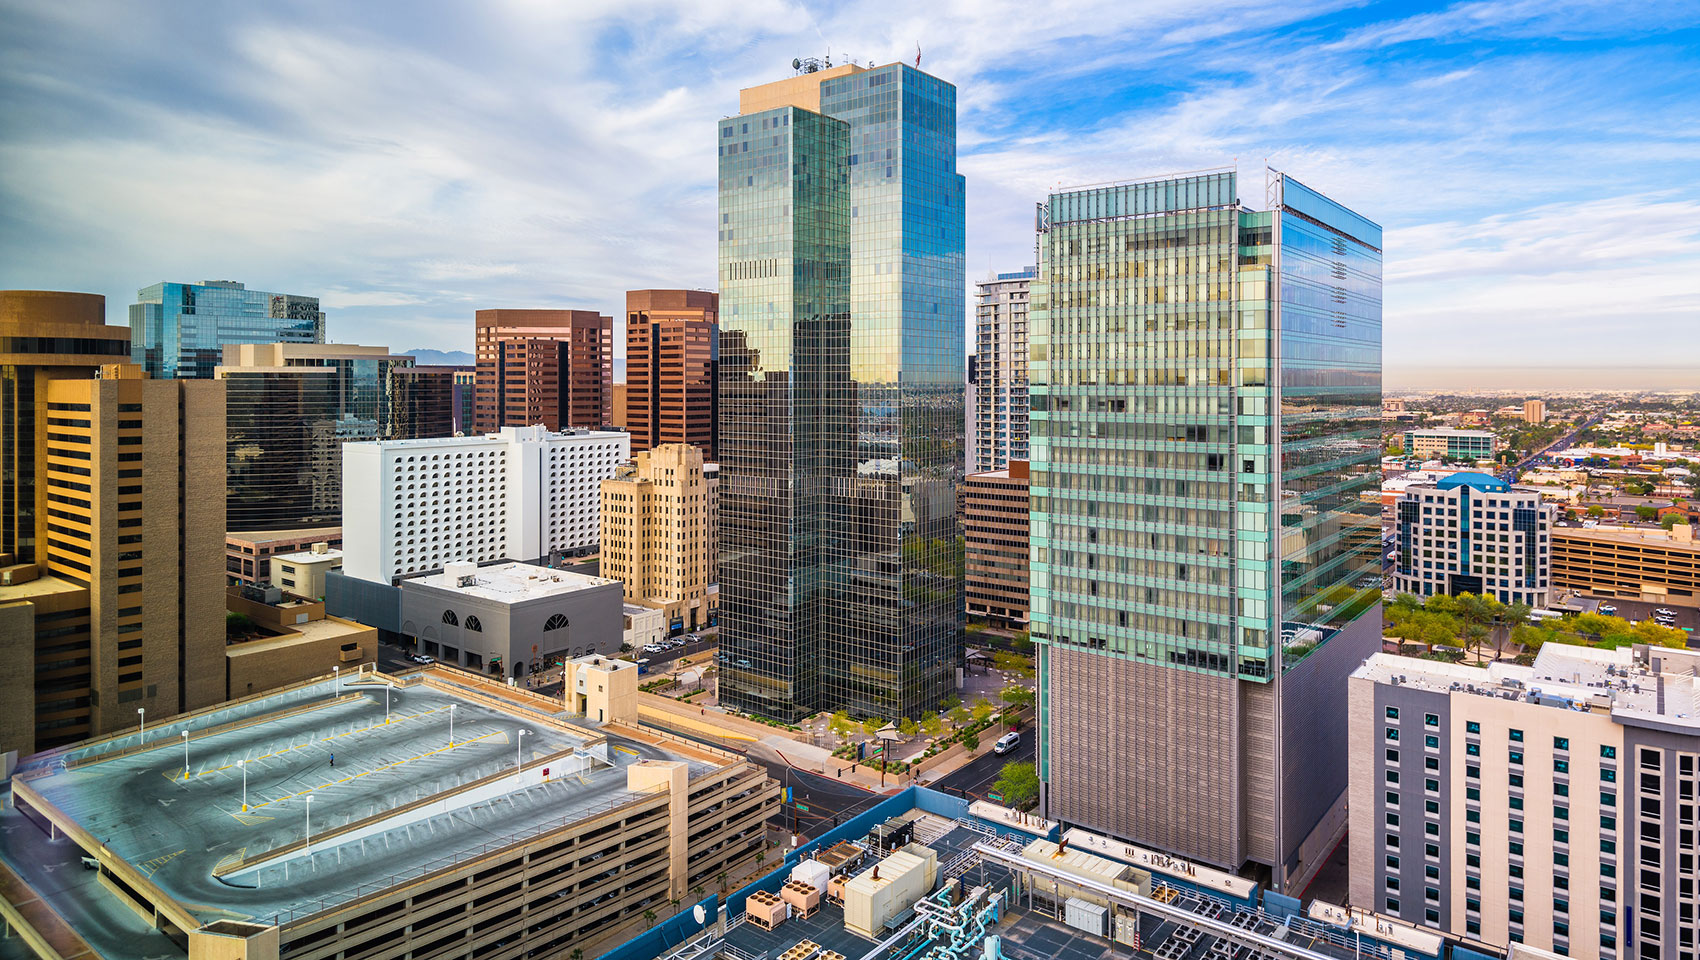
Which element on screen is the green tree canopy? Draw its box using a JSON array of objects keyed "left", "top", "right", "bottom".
[{"left": 992, "top": 762, "right": 1040, "bottom": 810}]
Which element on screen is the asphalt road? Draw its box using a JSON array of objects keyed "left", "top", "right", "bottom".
[
  {"left": 931, "top": 730, "right": 1034, "bottom": 800},
  {"left": 759, "top": 760, "right": 884, "bottom": 839}
]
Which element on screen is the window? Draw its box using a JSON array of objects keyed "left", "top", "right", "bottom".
[
  {"left": 1425, "top": 735, "right": 1440, "bottom": 748},
  {"left": 1602, "top": 745, "right": 1618, "bottom": 759},
  {"left": 1603, "top": 768, "right": 1617, "bottom": 783},
  {"left": 1556, "top": 758, "right": 1571, "bottom": 773},
  {"left": 1555, "top": 736, "right": 1570, "bottom": 750},
  {"left": 1467, "top": 720, "right": 1481, "bottom": 733},
  {"left": 1466, "top": 743, "right": 1481, "bottom": 756},
  {"left": 544, "top": 614, "right": 570, "bottom": 631},
  {"left": 441, "top": 610, "right": 458, "bottom": 626},
  {"left": 1386, "top": 706, "right": 1400, "bottom": 719},
  {"left": 1386, "top": 727, "right": 1400, "bottom": 741},
  {"left": 1386, "top": 855, "right": 1400, "bottom": 870},
  {"left": 1510, "top": 750, "right": 1524, "bottom": 765},
  {"left": 463, "top": 615, "right": 482, "bottom": 632},
  {"left": 1386, "top": 749, "right": 1400, "bottom": 763},
  {"left": 1425, "top": 713, "right": 1439, "bottom": 727},
  {"left": 1386, "top": 791, "right": 1400, "bottom": 805},
  {"left": 1510, "top": 728, "right": 1524, "bottom": 742}
]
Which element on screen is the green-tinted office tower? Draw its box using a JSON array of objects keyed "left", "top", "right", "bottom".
[
  {"left": 1032, "top": 171, "right": 1382, "bottom": 891},
  {"left": 716, "top": 64, "right": 965, "bottom": 721},
  {"left": 130, "top": 280, "right": 324, "bottom": 380}
]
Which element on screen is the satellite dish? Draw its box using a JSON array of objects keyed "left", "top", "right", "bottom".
[
  {"left": 693, "top": 904, "right": 707, "bottom": 924},
  {"left": 792, "top": 58, "right": 801, "bottom": 70}
]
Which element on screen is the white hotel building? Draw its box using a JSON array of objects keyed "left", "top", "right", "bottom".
[{"left": 342, "top": 425, "right": 628, "bottom": 585}]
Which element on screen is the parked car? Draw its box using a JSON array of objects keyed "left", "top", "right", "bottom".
[
  {"left": 410, "top": 654, "right": 435, "bottom": 664},
  {"left": 1654, "top": 608, "right": 1676, "bottom": 617},
  {"left": 993, "top": 731, "right": 1021, "bottom": 755},
  {"left": 1598, "top": 604, "right": 1617, "bottom": 615}
]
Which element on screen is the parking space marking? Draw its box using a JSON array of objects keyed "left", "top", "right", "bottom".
[
  {"left": 242, "top": 729, "right": 504, "bottom": 812},
  {"left": 140, "top": 848, "right": 185, "bottom": 877},
  {"left": 162, "top": 706, "right": 453, "bottom": 784}
]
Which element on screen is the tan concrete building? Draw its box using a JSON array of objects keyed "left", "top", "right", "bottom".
[
  {"left": 473, "top": 308, "right": 613, "bottom": 433},
  {"left": 1523, "top": 399, "right": 1547, "bottom": 424},
  {"left": 625, "top": 289, "right": 718, "bottom": 457},
  {"left": 600, "top": 443, "right": 718, "bottom": 634},
  {"left": 1350, "top": 645, "right": 1700, "bottom": 960},
  {"left": 1552, "top": 522, "right": 1698, "bottom": 608},
  {"left": 0, "top": 363, "right": 225, "bottom": 760},
  {"left": 271, "top": 543, "right": 341, "bottom": 600},
  {"left": 963, "top": 460, "right": 1029, "bottom": 627},
  {"left": 225, "top": 582, "right": 373, "bottom": 699}
]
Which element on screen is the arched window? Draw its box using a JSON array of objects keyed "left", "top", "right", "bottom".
[
  {"left": 464, "top": 615, "right": 482, "bottom": 632},
  {"left": 544, "top": 614, "right": 569, "bottom": 632},
  {"left": 442, "top": 610, "right": 458, "bottom": 626}
]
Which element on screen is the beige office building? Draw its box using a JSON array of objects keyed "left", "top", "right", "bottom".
[
  {"left": 0, "top": 363, "right": 225, "bottom": 760},
  {"left": 1524, "top": 400, "right": 1547, "bottom": 424},
  {"left": 600, "top": 443, "right": 718, "bottom": 634},
  {"left": 1552, "top": 522, "right": 1698, "bottom": 609},
  {"left": 963, "top": 460, "right": 1029, "bottom": 627},
  {"left": 1349, "top": 644, "right": 1700, "bottom": 960}
]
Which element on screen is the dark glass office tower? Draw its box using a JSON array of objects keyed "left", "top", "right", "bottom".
[
  {"left": 717, "top": 63, "right": 966, "bottom": 722},
  {"left": 1032, "top": 171, "right": 1381, "bottom": 891}
]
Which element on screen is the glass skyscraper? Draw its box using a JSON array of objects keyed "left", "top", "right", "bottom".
[
  {"left": 130, "top": 280, "right": 324, "bottom": 379},
  {"left": 717, "top": 62, "right": 965, "bottom": 722},
  {"left": 1031, "top": 170, "right": 1381, "bottom": 891}
]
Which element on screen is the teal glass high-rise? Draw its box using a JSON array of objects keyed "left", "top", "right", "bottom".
[
  {"left": 1030, "top": 170, "right": 1381, "bottom": 890},
  {"left": 717, "top": 63, "right": 965, "bottom": 722},
  {"left": 130, "top": 280, "right": 324, "bottom": 379}
]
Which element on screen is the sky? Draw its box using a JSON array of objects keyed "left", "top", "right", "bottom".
[{"left": 2, "top": 0, "right": 1697, "bottom": 389}]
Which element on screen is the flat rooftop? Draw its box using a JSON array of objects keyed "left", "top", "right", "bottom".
[
  {"left": 1405, "top": 428, "right": 1494, "bottom": 437},
  {"left": 404, "top": 560, "right": 619, "bottom": 602},
  {"left": 273, "top": 547, "right": 344, "bottom": 564},
  {"left": 2, "top": 673, "right": 710, "bottom": 958}
]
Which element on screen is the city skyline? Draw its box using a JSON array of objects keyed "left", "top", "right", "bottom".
[{"left": 2, "top": 1, "right": 1693, "bottom": 386}]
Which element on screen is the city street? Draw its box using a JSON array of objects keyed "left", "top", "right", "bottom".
[{"left": 930, "top": 729, "right": 1034, "bottom": 801}]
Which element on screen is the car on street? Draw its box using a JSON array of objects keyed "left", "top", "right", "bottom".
[
  {"left": 993, "top": 731, "right": 1020, "bottom": 755},
  {"left": 410, "top": 654, "right": 435, "bottom": 664},
  {"left": 1655, "top": 608, "right": 1676, "bottom": 618}
]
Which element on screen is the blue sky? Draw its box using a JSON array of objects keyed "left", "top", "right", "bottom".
[{"left": 2, "top": 0, "right": 1696, "bottom": 388}]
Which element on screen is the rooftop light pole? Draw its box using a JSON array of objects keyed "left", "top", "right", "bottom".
[
  {"left": 304, "top": 794, "right": 314, "bottom": 855},
  {"left": 385, "top": 684, "right": 391, "bottom": 724},
  {"left": 136, "top": 707, "right": 145, "bottom": 744},
  {"left": 333, "top": 665, "right": 340, "bottom": 693},
  {"left": 449, "top": 704, "right": 457, "bottom": 746},
  {"left": 181, "top": 730, "right": 190, "bottom": 780},
  {"left": 517, "top": 729, "right": 529, "bottom": 773},
  {"left": 239, "top": 759, "right": 248, "bottom": 811}
]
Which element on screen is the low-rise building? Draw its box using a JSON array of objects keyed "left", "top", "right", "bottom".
[
  {"left": 271, "top": 543, "right": 340, "bottom": 600},
  {"left": 1552, "top": 521, "right": 1698, "bottom": 608},
  {"left": 225, "top": 528, "right": 342, "bottom": 587},
  {"left": 1403, "top": 428, "right": 1497, "bottom": 461},
  {"left": 399, "top": 560, "right": 623, "bottom": 679},
  {"left": 224, "top": 582, "right": 374, "bottom": 699},
  {"left": 1392, "top": 472, "right": 1556, "bottom": 606},
  {"left": 1348, "top": 643, "right": 1700, "bottom": 960},
  {"left": 962, "top": 460, "right": 1029, "bottom": 627},
  {"left": 624, "top": 603, "right": 666, "bottom": 651}
]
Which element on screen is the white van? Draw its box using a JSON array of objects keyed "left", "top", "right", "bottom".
[{"left": 993, "top": 731, "right": 1021, "bottom": 755}]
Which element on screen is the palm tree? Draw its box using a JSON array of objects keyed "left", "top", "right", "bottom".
[
  {"left": 643, "top": 908, "right": 658, "bottom": 929},
  {"left": 716, "top": 870, "right": 729, "bottom": 893}
]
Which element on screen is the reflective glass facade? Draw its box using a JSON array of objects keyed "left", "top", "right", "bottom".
[
  {"left": 129, "top": 281, "right": 324, "bottom": 379},
  {"left": 717, "top": 64, "right": 965, "bottom": 722},
  {"left": 1032, "top": 171, "right": 1380, "bottom": 886}
]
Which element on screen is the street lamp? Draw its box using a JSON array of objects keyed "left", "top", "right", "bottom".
[
  {"left": 384, "top": 685, "right": 391, "bottom": 724},
  {"left": 239, "top": 760, "right": 248, "bottom": 812},
  {"left": 136, "top": 707, "right": 145, "bottom": 744},
  {"left": 304, "top": 795, "right": 314, "bottom": 855},
  {"left": 448, "top": 704, "right": 457, "bottom": 746},
  {"left": 517, "top": 729, "right": 529, "bottom": 773},
  {"left": 333, "top": 665, "right": 340, "bottom": 693},
  {"left": 182, "top": 730, "right": 190, "bottom": 780}
]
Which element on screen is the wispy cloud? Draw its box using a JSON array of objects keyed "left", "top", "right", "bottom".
[{"left": 0, "top": 0, "right": 1694, "bottom": 376}]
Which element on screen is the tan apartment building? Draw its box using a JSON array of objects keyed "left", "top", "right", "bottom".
[
  {"left": 1350, "top": 644, "right": 1700, "bottom": 960},
  {"left": 1552, "top": 522, "right": 1698, "bottom": 608},
  {"left": 1524, "top": 399, "right": 1547, "bottom": 424},
  {"left": 0, "top": 363, "right": 225, "bottom": 761},
  {"left": 473, "top": 308, "right": 612, "bottom": 433},
  {"left": 625, "top": 289, "right": 718, "bottom": 457},
  {"left": 963, "top": 460, "right": 1029, "bottom": 627},
  {"left": 600, "top": 443, "right": 718, "bottom": 634},
  {"left": 0, "top": 290, "right": 133, "bottom": 567}
]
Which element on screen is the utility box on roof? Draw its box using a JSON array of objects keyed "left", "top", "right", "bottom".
[
  {"left": 1064, "top": 898, "right": 1107, "bottom": 936},
  {"left": 842, "top": 844, "right": 939, "bottom": 937}
]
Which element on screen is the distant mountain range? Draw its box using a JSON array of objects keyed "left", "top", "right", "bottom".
[{"left": 404, "top": 349, "right": 473, "bottom": 366}]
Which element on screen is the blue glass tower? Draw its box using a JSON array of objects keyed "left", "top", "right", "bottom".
[
  {"left": 130, "top": 280, "right": 324, "bottom": 379},
  {"left": 717, "top": 63, "right": 965, "bottom": 722},
  {"left": 1032, "top": 170, "right": 1381, "bottom": 890}
]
